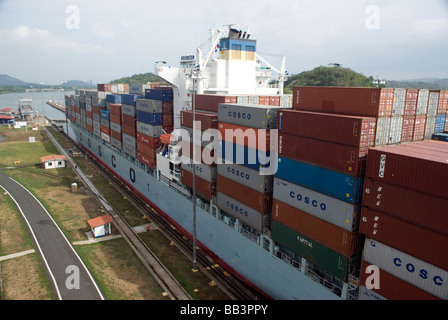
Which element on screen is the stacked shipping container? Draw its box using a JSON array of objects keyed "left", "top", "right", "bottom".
[
  {"left": 359, "top": 140, "right": 448, "bottom": 300},
  {"left": 215, "top": 103, "right": 280, "bottom": 233},
  {"left": 272, "top": 109, "right": 376, "bottom": 283},
  {"left": 180, "top": 110, "right": 218, "bottom": 200}
]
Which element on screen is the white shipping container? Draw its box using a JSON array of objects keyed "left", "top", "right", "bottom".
[
  {"left": 122, "top": 104, "right": 136, "bottom": 116},
  {"left": 374, "top": 117, "right": 391, "bottom": 146},
  {"left": 101, "top": 132, "right": 110, "bottom": 143},
  {"left": 416, "top": 89, "right": 429, "bottom": 115},
  {"left": 363, "top": 239, "right": 448, "bottom": 300},
  {"left": 427, "top": 92, "right": 439, "bottom": 117},
  {"left": 93, "top": 113, "right": 100, "bottom": 122},
  {"left": 122, "top": 133, "right": 136, "bottom": 146},
  {"left": 110, "top": 137, "right": 122, "bottom": 150},
  {"left": 110, "top": 122, "right": 121, "bottom": 133},
  {"left": 86, "top": 117, "right": 93, "bottom": 126},
  {"left": 273, "top": 177, "right": 360, "bottom": 231},
  {"left": 358, "top": 285, "right": 387, "bottom": 301},
  {"left": 216, "top": 192, "right": 264, "bottom": 232},
  {"left": 122, "top": 142, "right": 137, "bottom": 158},
  {"left": 93, "top": 128, "right": 101, "bottom": 137},
  {"left": 136, "top": 121, "right": 162, "bottom": 138},
  {"left": 93, "top": 120, "right": 100, "bottom": 130},
  {"left": 181, "top": 156, "right": 217, "bottom": 182},
  {"left": 424, "top": 116, "right": 436, "bottom": 140},
  {"left": 217, "top": 163, "right": 273, "bottom": 193},
  {"left": 388, "top": 116, "right": 403, "bottom": 144},
  {"left": 392, "top": 88, "right": 406, "bottom": 116},
  {"left": 86, "top": 104, "right": 92, "bottom": 112},
  {"left": 85, "top": 97, "right": 92, "bottom": 107}
]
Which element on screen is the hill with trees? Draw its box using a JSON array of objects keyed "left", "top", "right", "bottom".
[
  {"left": 110, "top": 72, "right": 166, "bottom": 85},
  {"left": 283, "top": 66, "right": 376, "bottom": 94}
]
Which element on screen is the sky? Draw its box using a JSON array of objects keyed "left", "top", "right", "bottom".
[{"left": 0, "top": 0, "right": 447, "bottom": 85}]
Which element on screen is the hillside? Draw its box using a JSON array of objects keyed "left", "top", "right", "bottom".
[
  {"left": 110, "top": 72, "right": 167, "bottom": 85},
  {"left": 284, "top": 66, "right": 376, "bottom": 94},
  {"left": 0, "top": 74, "right": 31, "bottom": 86}
]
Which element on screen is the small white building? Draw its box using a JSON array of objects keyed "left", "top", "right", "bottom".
[
  {"left": 87, "top": 215, "right": 113, "bottom": 239},
  {"left": 40, "top": 155, "right": 67, "bottom": 170}
]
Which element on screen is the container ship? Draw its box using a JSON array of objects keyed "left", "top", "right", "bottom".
[{"left": 65, "top": 25, "right": 448, "bottom": 300}]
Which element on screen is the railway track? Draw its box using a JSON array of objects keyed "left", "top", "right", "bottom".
[{"left": 56, "top": 128, "right": 266, "bottom": 300}]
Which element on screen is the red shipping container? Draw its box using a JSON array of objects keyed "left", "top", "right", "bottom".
[
  {"left": 110, "top": 113, "right": 121, "bottom": 124},
  {"left": 269, "top": 96, "right": 280, "bottom": 106},
  {"left": 181, "top": 110, "right": 218, "bottom": 130},
  {"left": 412, "top": 114, "right": 426, "bottom": 141},
  {"left": 181, "top": 169, "right": 216, "bottom": 199},
  {"left": 110, "top": 130, "right": 121, "bottom": 141},
  {"left": 163, "top": 125, "right": 174, "bottom": 134},
  {"left": 362, "top": 178, "right": 448, "bottom": 236},
  {"left": 258, "top": 96, "right": 270, "bottom": 106},
  {"left": 400, "top": 115, "right": 415, "bottom": 142},
  {"left": 137, "top": 133, "right": 161, "bottom": 149},
  {"left": 364, "top": 141, "right": 448, "bottom": 199},
  {"left": 437, "top": 90, "right": 448, "bottom": 114},
  {"left": 218, "top": 122, "right": 271, "bottom": 152},
  {"left": 163, "top": 114, "right": 173, "bottom": 126},
  {"left": 181, "top": 141, "right": 216, "bottom": 165},
  {"left": 122, "top": 123, "right": 136, "bottom": 137},
  {"left": 277, "top": 109, "right": 376, "bottom": 148},
  {"left": 217, "top": 175, "right": 272, "bottom": 213},
  {"left": 97, "top": 84, "right": 111, "bottom": 92},
  {"left": 137, "top": 143, "right": 157, "bottom": 158},
  {"left": 292, "top": 87, "right": 394, "bottom": 117},
  {"left": 404, "top": 89, "right": 418, "bottom": 116},
  {"left": 359, "top": 207, "right": 448, "bottom": 271},
  {"left": 272, "top": 199, "right": 363, "bottom": 257},
  {"left": 122, "top": 114, "right": 135, "bottom": 127},
  {"left": 109, "top": 103, "right": 121, "bottom": 116},
  {"left": 100, "top": 126, "right": 110, "bottom": 136},
  {"left": 162, "top": 101, "right": 173, "bottom": 114},
  {"left": 86, "top": 111, "right": 93, "bottom": 119},
  {"left": 123, "top": 84, "right": 129, "bottom": 93},
  {"left": 86, "top": 124, "right": 93, "bottom": 133},
  {"left": 195, "top": 94, "right": 237, "bottom": 112},
  {"left": 279, "top": 133, "right": 367, "bottom": 177},
  {"left": 138, "top": 153, "right": 157, "bottom": 169},
  {"left": 359, "top": 261, "right": 440, "bottom": 300}
]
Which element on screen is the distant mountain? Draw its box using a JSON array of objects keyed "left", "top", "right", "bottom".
[
  {"left": 110, "top": 72, "right": 167, "bottom": 85},
  {"left": 62, "top": 80, "right": 96, "bottom": 88},
  {"left": 0, "top": 74, "right": 31, "bottom": 86},
  {"left": 385, "top": 78, "right": 448, "bottom": 90}
]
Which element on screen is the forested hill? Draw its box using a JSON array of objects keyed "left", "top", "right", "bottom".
[{"left": 284, "top": 66, "right": 376, "bottom": 94}]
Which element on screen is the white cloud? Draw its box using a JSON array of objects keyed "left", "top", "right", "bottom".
[
  {"left": 91, "top": 22, "right": 115, "bottom": 38},
  {"left": 0, "top": 25, "right": 114, "bottom": 54}
]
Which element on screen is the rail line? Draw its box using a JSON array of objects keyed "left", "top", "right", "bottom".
[
  {"left": 45, "top": 126, "right": 191, "bottom": 301},
  {"left": 56, "top": 126, "right": 266, "bottom": 300}
]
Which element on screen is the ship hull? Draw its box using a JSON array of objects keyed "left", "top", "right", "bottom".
[{"left": 72, "top": 124, "right": 341, "bottom": 300}]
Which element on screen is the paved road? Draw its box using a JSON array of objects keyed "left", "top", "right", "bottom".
[{"left": 0, "top": 172, "right": 105, "bottom": 300}]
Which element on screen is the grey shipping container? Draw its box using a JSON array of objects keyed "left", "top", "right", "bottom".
[
  {"left": 100, "top": 118, "right": 109, "bottom": 127},
  {"left": 93, "top": 128, "right": 101, "bottom": 137},
  {"left": 122, "top": 132, "right": 136, "bottom": 146},
  {"left": 93, "top": 113, "right": 100, "bottom": 122},
  {"left": 388, "top": 116, "right": 403, "bottom": 144},
  {"left": 217, "top": 163, "right": 273, "bottom": 193},
  {"left": 218, "top": 103, "right": 281, "bottom": 129},
  {"left": 362, "top": 239, "right": 448, "bottom": 300},
  {"left": 122, "top": 104, "right": 136, "bottom": 116},
  {"left": 110, "top": 122, "right": 121, "bottom": 133},
  {"left": 181, "top": 157, "right": 217, "bottom": 182},
  {"left": 416, "top": 89, "right": 429, "bottom": 115},
  {"left": 136, "top": 99, "right": 163, "bottom": 113},
  {"left": 427, "top": 91, "right": 439, "bottom": 117},
  {"left": 217, "top": 192, "right": 264, "bottom": 232},
  {"left": 375, "top": 117, "right": 391, "bottom": 146},
  {"left": 136, "top": 121, "right": 162, "bottom": 138},
  {"left": 93, "top": 120, "right": 100, "bottom": 130},
  {"left": 122, "top": 142, "right": 137, "bottom": 158},
  {"left": 273, "top": 177, "right": 360, "bottom": 231},
  {"left": 110, "top": 137, "right": 122, "bottom": 150}
]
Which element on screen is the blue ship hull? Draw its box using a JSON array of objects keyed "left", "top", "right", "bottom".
[{"left": 72, "top": 124, "right": 342, "bottom": 300}]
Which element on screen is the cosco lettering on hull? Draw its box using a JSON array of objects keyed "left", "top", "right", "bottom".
[
  {"left": 289, "top": 191, "right": 326, "bottom": 211},
  {"left": 393, "top": 257, "right": 444, "bottom": 287}
]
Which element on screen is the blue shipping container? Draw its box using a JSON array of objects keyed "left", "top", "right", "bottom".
[
  {"left": 106, "top": 94, "right": 121, "bottom": 104},
  {"left": 275, "top": 156, "right": 363, "bottom": 204},
  {"left": 435, "top": 114, "right": 446, "bottom": 134},
  {"left": 136, "top": 111, "right": 163, "bottom": 126},
  {"left": 121, "top": 94, "right": 142, "bottom": 106},
  {"left": 145, "top": 89, "right": 173, "bottom": 102},
  {"left": 218, "top": 140, "right": 275, "bottom": 172},
  {"left": 100, "top": 110, "right": 110, "bottom": 120},
  {"left": 432, "top": 132, "right": 448, "bottom": 142}
]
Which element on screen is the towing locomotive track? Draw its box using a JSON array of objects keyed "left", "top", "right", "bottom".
[{"left": 54, "top": 125, "right": 266, "bottom": 300}]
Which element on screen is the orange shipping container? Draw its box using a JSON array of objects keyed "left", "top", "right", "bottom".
[{"left": 272, "top": 199, "right": 363, "bottom": 257}]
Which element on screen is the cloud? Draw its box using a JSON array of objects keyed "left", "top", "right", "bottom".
[
  {"left": 91, "top": 22, "right": 115, "bottom": 38},
  {"left": 0, "top": 25, "right": 114, "bottom": 54}
]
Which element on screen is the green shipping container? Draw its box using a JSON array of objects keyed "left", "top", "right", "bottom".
[{"left": 272, "top": 220, "right": 350, "bottom": 281}]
